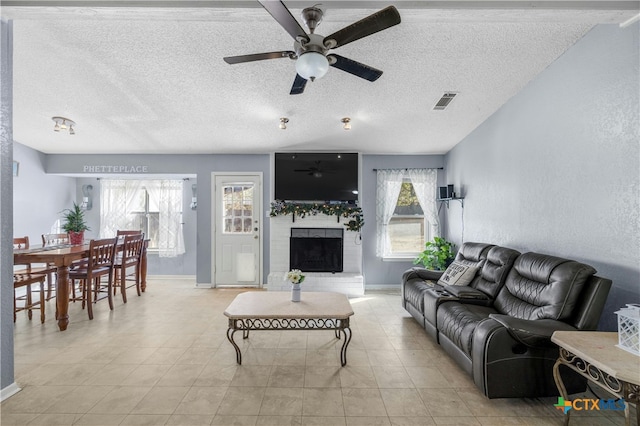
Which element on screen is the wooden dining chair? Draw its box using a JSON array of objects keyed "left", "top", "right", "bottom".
[
  {"left": 13, "top": 236, "right": 54, "bottom": 276},
  {"left": 113, "top": 233, "right": 145, "bottom": 303},
  {"left": 13, "top": 237, "right": 47, "bottom": 323},
  {"left": 40, "top": 233, "right": 71, "bottom": 300},
  {"left": 41, "top": 233, "right": 70, "bottom": 246},
  {"left": 116, "top": 229, "right": 143, "bottom": 237},
  {"left": 13, "top": 236, "right": 29, "bottom": 250},
  {"left": 68, "top": 238, "right": 117, "bottom": 320},
  {"left": 13, "top": 273, "right": 47, "bottom": 323}
]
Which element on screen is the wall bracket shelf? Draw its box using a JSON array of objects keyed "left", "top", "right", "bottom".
[{"left": 438, "top": 197, "right": 464, "bottom": 211}]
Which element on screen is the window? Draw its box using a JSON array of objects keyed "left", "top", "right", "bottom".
[
  {"left": 387, "top": 181, "right": 428, "bottom": 254},
  {"left": 100, "top": 179, "right": 185, "bottom": 257},
  {"left": 129, "top": 188, "right": 160, "bottom": 248},
  {"left": 376, "top": 169, "right": 440, "bottom": 258}
]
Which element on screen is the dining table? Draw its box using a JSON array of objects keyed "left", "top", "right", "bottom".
[{"left": 13, "top": 241, "right": 148, "bottom": 331}]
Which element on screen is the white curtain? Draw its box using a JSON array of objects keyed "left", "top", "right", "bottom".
[
  {"left": 100, "top": 179, "right": 185, "bottom": 258},
  {"left": 375, "top": 169, "right": 405, "bottom": 257},
  {"left": 99, "top": 180, "right": 144, "bottom": 238},
  {"left": 146, "top": 180, "right": 185, "bottom": 258},
  {"left": 406, "top": 168, "right": 440, "bottom": 239}
]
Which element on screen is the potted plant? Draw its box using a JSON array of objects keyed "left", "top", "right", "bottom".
[
  {"left": 61, "top": 202, "right": 90, "bottom": 245},
  {"left": 413, "top": 236, "right": 455, "bottom": 271}
]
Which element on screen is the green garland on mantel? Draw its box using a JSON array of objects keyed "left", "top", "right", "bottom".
[{"left": 270, "top": 201, "right": 364, "bottom": 232}]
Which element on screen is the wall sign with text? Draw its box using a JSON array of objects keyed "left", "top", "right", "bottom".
[{"left": 82, "top": 165, "right": 149, "bottom": 173}]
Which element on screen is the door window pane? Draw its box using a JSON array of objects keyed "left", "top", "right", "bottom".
[{"left": 223, "top": 184, "right": 254, "bottom": 234}]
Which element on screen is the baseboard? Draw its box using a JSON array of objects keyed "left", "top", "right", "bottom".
[
  {"left": 195, "top": 282, "right": 213, "bottom": 288},
  {"left": 364, "top": 284, "right": 401, "bottom": 292},
  {"left": 146, "top": 275, "right": 196, "bottom": 280},
  {"left": 1, "top": 382, "right": 21, "bottom": 402}
]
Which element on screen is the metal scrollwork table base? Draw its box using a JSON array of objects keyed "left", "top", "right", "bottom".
[
  {"left": 552, "top": 331, "right": 639, "bottom": 426},
  {"left": 224, "top": 291, "right": 354, "bottom": 366}
]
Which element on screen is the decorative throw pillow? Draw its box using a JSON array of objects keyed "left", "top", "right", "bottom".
[{"left": 437, "top": 262, "right": 479, "bottom": 286}]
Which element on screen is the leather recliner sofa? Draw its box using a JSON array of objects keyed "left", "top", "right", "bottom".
[{"left": 402, "top": 242, "right": 612, "bottom": 399}]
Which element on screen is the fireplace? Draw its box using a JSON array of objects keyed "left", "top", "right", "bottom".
[
  {"left": 268, "top": 215, "right": 363, "bottom": 296},
  {"left": 290, "top": 228, "right": 343, "bottom": 273}
]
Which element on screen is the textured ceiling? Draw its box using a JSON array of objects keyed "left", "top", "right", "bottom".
[{"left": 3, "top": 2, "right": 639, "bottom": 155}]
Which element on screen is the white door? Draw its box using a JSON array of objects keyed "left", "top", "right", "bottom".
[{"left": 213, "top": 174, "right": 262, "bottom": 287}]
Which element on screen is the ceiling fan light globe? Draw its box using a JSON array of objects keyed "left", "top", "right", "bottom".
[{"left": 295, "top": 52, "right": 329, "bottom": 81}]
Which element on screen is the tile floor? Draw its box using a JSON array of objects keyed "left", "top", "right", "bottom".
[{"left": 2, "top": 278, "right": 633, "bottom": 425}]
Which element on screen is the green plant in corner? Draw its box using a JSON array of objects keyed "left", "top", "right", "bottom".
[{"left": 413, "top": 236, "right": 455, "bottom": 271}]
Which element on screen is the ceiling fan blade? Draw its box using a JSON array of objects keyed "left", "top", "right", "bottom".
[
  {"left": 259, "top": 1, "right": 309, "bottom": 42},
  {"left": 223, "top": 51, "right": 295, "bottom": 64},
  {"left": 323, "top": 5, "right": 401, "bottom": 49},
  {"left": 290, "top": 74, "right": 307, "bottom": 95},
  {"left": 328, "top": 54, "right": 383, "bottom": 82}
]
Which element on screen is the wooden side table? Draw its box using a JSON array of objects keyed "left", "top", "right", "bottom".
[{"left": 551, "top": 331, "right": 640, "bottom": 426}]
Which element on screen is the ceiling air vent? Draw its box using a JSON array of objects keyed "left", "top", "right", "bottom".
[{"left": 433, "top": 92, "right": 457, "bottom": 110}]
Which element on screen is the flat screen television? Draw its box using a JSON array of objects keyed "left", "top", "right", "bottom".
[{"left": 274, "top": 152, "right": 359, "bottom": 202}]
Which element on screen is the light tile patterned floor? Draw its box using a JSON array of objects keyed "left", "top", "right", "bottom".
[{"left": 2, "top": 278, "right": 633, "bottom": 425}]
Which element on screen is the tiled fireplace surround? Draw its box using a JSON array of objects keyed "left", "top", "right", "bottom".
[{"left": 267, "top": 215, "right": 365, "bottom": 296}]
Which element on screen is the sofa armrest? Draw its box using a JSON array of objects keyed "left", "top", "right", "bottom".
[
  {"left": 472, "top": 318, "right": 581, "bottom": 398},
  {"left": 402, "top": 267, "right": 444, "bottom": 282},
  {"left": 443, "top": 285, "right": 489, "bottom": 300},
  {"left": 488, "top": 314, "right": 577, "bottom": 348}
]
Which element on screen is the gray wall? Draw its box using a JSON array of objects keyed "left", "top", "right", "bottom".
[
  {"left": 361, "top": 155, "right": 445, "bottom": 285},
  {"left": 13, "top": 142, "right": 76, "bottom": 241},
  {"left": 1, "top": 19, "right": 14, "bottom": 393},
  {"left": 444, "top": 23, "right": 640, "bottom": 330},
  {"left": 10, "top": 151, "right": 198, "bottom": 277},
  {"left": 45, "top": 153, "right": 450, "bottom": 285},
  {"left": 46, "top": 153, "right": 271, "bottom": 284}
]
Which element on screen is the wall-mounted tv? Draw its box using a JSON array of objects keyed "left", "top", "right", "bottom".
[{"left": 274, "top": 152, "right": 359, "bottom": 202}]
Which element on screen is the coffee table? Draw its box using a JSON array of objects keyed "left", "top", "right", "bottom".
[{"left": 224, "top": 291, "right": 354, "bottom": 366}]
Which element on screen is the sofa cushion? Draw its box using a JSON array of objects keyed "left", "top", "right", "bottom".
[
  {"left": 472, "top": 246, "right": 521, "bottom": 299},
  {"left": 404, "top": 279, "right": 434, "bottom": 313},
  {"left": 437, "top": 303, "right": 497, "bottom": 357},
  {"left": 494, "top": 252, "right": 596, "bottom": 321},
  {"left": 453, "top": 242, "right": 494, "bottom": 268},
  {"left": 437, "top": 262, "right": 479, "bottom": 286}
]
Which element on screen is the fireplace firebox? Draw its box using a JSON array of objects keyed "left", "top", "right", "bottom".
[{"left": 290, "top": 228, "right": 343, "bottom": 273}]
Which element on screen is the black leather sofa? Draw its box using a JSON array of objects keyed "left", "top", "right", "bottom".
[{"left": 402, "top": 242, "right": 612, "bottom": 398}]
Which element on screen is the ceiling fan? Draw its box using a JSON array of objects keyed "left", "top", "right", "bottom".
[
  {"left": 294, "top": 161, "right": 333, "bottom": 178},
  {"left": 223, "top": 1, "right": 401, "bottom": 95}
]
